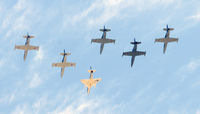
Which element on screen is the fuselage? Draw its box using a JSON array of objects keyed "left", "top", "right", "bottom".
[
  {"left": 89, "top": 71, "right": 94, "bottom": 79},
  {"left": 131, "top": 44, "right": 137, "bottom": 67},
  {"left": 24, "top": 37, "right": 30, "bottom": 61},
  {"left": 101, "top": 31, "right": 106, "bottom": 39},
  {"left": 165, "top": 29, "right": 170, "bottom": 39},
  {"left": 61, "top": 54, "right": 67, "bottom": 78}
]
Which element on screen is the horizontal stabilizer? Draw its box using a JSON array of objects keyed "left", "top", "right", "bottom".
[
  {"left": 130, "top": 42, "right": 141, "bottom": 45},
  {"left": 100, "top": 29, "right": 111, "bottom": 32},
  {"left": 88, "top": 70, "right": 96, "bottom": 73},
  {"left": 60, "top": 53, "right": 71, "bottom": 56},
  {"left": 23, "top": 35, "right": 35, "bottom": 38},
  {"left": 163, "top": 28, "right": 174, "bottom": 31}
]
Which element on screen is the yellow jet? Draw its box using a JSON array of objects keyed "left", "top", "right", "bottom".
[{"left": 81, "top": 67, "right": 101, "bottom": 95}]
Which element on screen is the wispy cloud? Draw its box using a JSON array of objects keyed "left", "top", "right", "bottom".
[
  {"left": 176, "top": 57, "right": 200, "bottom": 80},
  {"left": 188, "top": 11, "right": 200, "bottom": 21},
  {"left": 68, "top": 0, "right": 176, "bottom": 27},
  {"left": 29, "top": 73, "right": 42, "bottom": 88},
  {"left": 34, "top": 47, "right": 44, "bottom": 62}
]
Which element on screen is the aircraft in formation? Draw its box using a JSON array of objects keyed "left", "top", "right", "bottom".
[
  {"left": 14, "top": 25, "right": 179, "bottom": 94},
  {"left": 91, "top": 26, "right": 115, "bottom": 54},
  {"left": 52, "top": 49, "right": 76, "bottom": 79},
  {"left": 80, "top": 67, "right": 101, "bottom": 95},
  {"left": 14, "top": 33, "right": 39, "bottom": 61},
  {"left": 155, "top": 25, "right": 179, "bottom": 54},
  {"left": 122, "top": 38, "right": 146, "bottom": 67}
]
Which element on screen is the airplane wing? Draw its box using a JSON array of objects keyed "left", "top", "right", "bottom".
[
  {"left": 135, "top": 51, "right": 146, "bottom": 56},
  {"left": 15, "top": 45, "right": 26, "bottom": 50},
  {"left": 27, "top": 45, "right": 39, "bottom": 51},
  {"left": 167, "top": 38, "right": 178, "bottom": 42},
  {"left": 91, "top": 39, "right": 102, "bottom": 43},
  {"left": 91, "top": 38, "right": 115, "bottom": 43},
  {"left": 122, "top": 51, "right": 133, "bottom": 56},
  {"left": 104, "top": 38, "right": 115, "bottom": 43},
  {"left": 80, "top": 79, "right": 90, "bottom": 88},
  {"left": 52, "top": 62, "right": 76, "bottom": 67},
  {"left": 155, "top": 38, "right": 165, "bottom": 42},
  {"left": 91, "top": 78, "right": 101, "bottom": 87},
  {"left": 155, "top": 38, "right": 178, "bottom": 43},
  {"left": 80, "top": 78, "right": 101, "bottom": 88}
]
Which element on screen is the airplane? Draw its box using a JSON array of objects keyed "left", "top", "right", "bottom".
[
  {"left": 14, "top": 33, "right": 39, "bottom": 61},
  {"left": 91, "top": 26, "right": 115, "bottom": 54},
  {"left": 122, "top": 38, "right": 146, "bottom": 67},
  {"left": 155, "top": 25, "right": 179, "bottom": 54},
  {"left": 80, "top": 67, "right": 101, "bottom": 95},
  {"left": 52, "top": 49, "right": 76, "bottom": 79}
]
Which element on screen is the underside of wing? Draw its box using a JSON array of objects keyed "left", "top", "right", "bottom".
[
  {"left": 155, "top": 38, "right": 165, "bottom": 42},
  {"left": 64, "top": 62, "right": 76, "bottom": 67},
  {"left": 28, "top": 45, "right": 39, "bottom": 51},
  {"left": 80, "top": 79, "right": 90, "bottom": 87},
  {"left": 92, "top": 78, "right": 101, "bottom": 87},
  {"left": 52, "top": 62, "right": 76, "bottom": 67},
  {"left": 155, "top": 38, "right": 178, "bottom": 43},
  {"left": 135, "top": 51, "right": 146, "bottom": 56},
  {"left": 91, "top": 39, "right": 103, "bottom": 43},
  {"left": 104, "top": 38, "right": 115, "bottom": 43},
  {"left": 52, "top": 63, "right": 63, "bottom": 67},
  {"left": 167, "top": 38, "right": 178, "bottom": 42},
  {"left": 15, "top": 45, "right": 26, "bottom": 50},
  {"left": 122, "top": 51, "right": 133, "bottom": 56},
  {"left": 91, "top": 38, "right": 115, "bottom": 44}
]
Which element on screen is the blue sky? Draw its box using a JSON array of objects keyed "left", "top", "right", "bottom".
[{"left": 0, "top": 0, "right": 200, "bottom": 113}]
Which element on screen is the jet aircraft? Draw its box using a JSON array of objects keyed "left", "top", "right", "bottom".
[
  {"left": 15, "top": 33, "right": 39, "bottom": 61},
  {"left": 155, "top": 25, "right": 178, "bottom": 54},
  {"left": 122, "top": 38, "right": 146, "bottom": 67},
  {"left": 80, "top": 67, "right": 101, "bottom": 95},
  {"left": 91, "top": 26, "right": 115, "bottom": 54},
  {"left": 52, "top": 50, "right": 76, "bottom": 79}
]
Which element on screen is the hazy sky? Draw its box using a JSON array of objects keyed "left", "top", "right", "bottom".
[{"left": 0, "top": 0, "right": 200, "bottom": 114}]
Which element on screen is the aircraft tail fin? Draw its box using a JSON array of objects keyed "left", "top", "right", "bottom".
[{"left": 131, "top": 38, "right": 141, "bottom": 45}]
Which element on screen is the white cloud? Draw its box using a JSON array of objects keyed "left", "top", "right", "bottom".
[
  {"left": 68, "top": 0, "right": 176, "bottom": 27},
  {"left": 11, "top": 104, "right": 30, "bottom": 114},
  {"left": 196, "top": 110, "right": 200, "bottom": 114},
  {"left": 176, "top": 57, "right": 200, "bottom": 80},
  {"left": 34, "top": 47, "right": 44, "bottom": 62},
  {"left": 188, "top": 12, "right": 200, "bottom": 21},
  {"left": 29, "top": 73, "right": 42, "bottom": 88},
  {"left": 14, "top": 0, "right": 26, "bottom": 11},
  {"left": 0, "top": 92, "right": 16, "bottom": 104}
]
